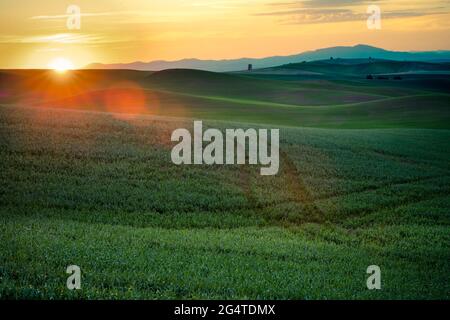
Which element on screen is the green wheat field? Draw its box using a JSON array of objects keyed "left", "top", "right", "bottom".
[{"left": 0, "top": 62, "right": 449, "bottom": 299}]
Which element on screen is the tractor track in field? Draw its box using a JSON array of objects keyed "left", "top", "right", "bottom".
[
  {"left": 367, "top": 149, "right": 450, "bottom": 174},
  {"left": 237, "top": 147, "right": 449, "bottom": 225},
  {"left": 335, "top": 191, "right": 450, "bottom": 224},
  {"left": 238, "top": 149, "right": 325, "bottom": 224},
  {"left": 312, "top": 174, "right": 450, "bottom": 202},
  {"left": 278, "top": 149, "right": 325, "bottom": 222},
  {"left": 246, "top": 172, "right": 449, "bottom": 211}
]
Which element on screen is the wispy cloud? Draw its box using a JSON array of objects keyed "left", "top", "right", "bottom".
[
  {"left": 29, "top": 10, "right": 178, "bottom": 21},
  {"left": 30, "top": 9, "right": 220, "bottom": 23},
  {"left": 31, "top": 11, "right": 119, "bottom": 20},
  {"left": 0, "top": 33, "right": 126, "bottom": 44},
  {"left": 264, "top": 0, "right": 381, "bottom": 9},
  {"left": 256, "top": 1, "right": 445, "bottom": 24},
  {"left": 35, "top": 47, "right": 64, "bottom": 52}
]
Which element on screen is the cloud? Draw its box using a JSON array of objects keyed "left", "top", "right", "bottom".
[
  {"left": 0, "top": 33, "right": 126, "bottom": 44},
  {"left": 255, "top": 8, "right": 364, "bottom": 24},
  {"left": 299, "top": 0, "right": 379, "bottom": 7},
  {"left": 35, "top": 48, "right": 64, "bottom": 52},
  {"left": 30, "top": 11, "right": 131, "bottom": 20},
  {"left": 255, "top": 2, "right": 441, "bottom": 25},
  {"left": 265, "top": 0, "right": 381, "bottom": 8},
  {"left": 30, "top": 10, "right": 205, "bottom": 25}
]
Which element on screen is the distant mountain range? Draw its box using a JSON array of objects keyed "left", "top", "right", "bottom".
[{"left": 86, "top": 44, "right": 450, "bottom": 72}]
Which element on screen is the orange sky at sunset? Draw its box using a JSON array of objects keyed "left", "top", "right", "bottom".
[{"left": 1, "top": 0, "right": 450, "bottom": 69}]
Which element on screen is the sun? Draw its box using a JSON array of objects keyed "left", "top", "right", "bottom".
[{"left": 48, "top": 58, "right": 74, "bottom": 73}]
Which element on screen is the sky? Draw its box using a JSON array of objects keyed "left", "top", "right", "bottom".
[{"left": 1, "top": 0, "right": 450, "bottom": 68}]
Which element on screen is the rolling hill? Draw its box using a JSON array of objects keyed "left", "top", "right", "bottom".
[
  {"left": 244, "top": 59, "right": 450, "bottom": 77},
  {"left": 1, "top": 66, "right": 449, "bottom": 129}
]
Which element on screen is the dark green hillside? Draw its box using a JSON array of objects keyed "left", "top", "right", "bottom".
[
  {"left": 255, "top": 60, "right": 450, "bottom": 77},
  {"left": 1, "top": 69, "right": 449, "bottom": 129}
]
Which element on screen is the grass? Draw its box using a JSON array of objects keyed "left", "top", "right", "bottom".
[{"left": 0, "top": 102, "right": 449, "bottom": 299}]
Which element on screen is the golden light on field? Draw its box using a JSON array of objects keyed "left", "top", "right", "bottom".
[{"left": 48, "top": 58, "right": 74, "bottom": 73}]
